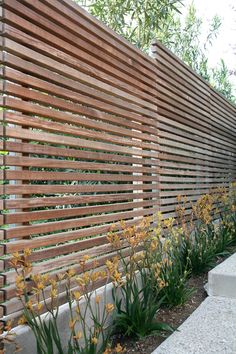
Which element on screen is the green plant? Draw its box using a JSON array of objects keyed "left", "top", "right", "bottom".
[
  {"left": 213, "top": 221, "right": 233, "bottom": 256},
  {"left": 212, "top": 60, "right": 236, "bottom": 103},
  {"left": 156, "top": 3, "right": 235, "bottom": 102},
  {"left": 75, "top": 0, "right": 183, "bottom": 52},
  {"left": 160, "top": 259, "right": 193, "bottom": 307},
  {"left": 216, "top": 183, "right": 236, "bottom": 250},
  {"left": 107, "top": 219, "right": 173, "bottom": 338},
  {"left": 147, "top": 216, "right": 194, "bottom": 307},
  {"left": 177, "top": 194, "right": 218, "bottom": 275},
  {"left": 11, "top": 251, "right": 119, "bottom": 354},
  {"left": 177, "top": 186, "right": 236, "bottom": 276},
  {"left": 159, "top": 5, "right": 220, "bottom": 78},
  {"left": 183, "top": 225, "right": 217, "bottom": 275},
  {"left": 10, "top": 184, "right": 236, "bottom": 353},
  {"left": 113, "top": 268, "right": 168, "bottom": 338},
  {"left": 76, "top": 0, "right": 236, "bottom": 102},
  {"left": 159, "top": 241, "right": 194, "bottom": 306}
]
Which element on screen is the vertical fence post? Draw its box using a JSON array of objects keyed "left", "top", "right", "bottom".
[
  {"left": 0, "top": 27, "right": 6, "bottom": 324},
  {"left": 150, "top": 40, "right": 161, "bottom": 224},
  {"left": 132, "top": 122, "right": 143, "bottom": 220}
]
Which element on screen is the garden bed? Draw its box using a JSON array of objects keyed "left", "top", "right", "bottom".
[
  {"left": 4, "top": 187, "right": 236, "bottom": 354},
  {"left": 114, "top": 273, "right": 207, "bottom": 354},
  {"left": 118, "top": 251, "right": 235, "bottom": 354}
]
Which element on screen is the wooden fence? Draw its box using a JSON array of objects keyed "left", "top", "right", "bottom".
[{"left": 0, "top": 0, "right": 235, "bottom": 323}]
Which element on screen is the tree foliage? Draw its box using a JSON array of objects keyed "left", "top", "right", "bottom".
[
  {"left": 159, "top": 4, "right": 236, "bottom": 102},
  {"left": 75, "top": 0, "right": 236, "bottom": 103},
  {"left": 77, "top": 0, "right": 182, "bottom": 52}
]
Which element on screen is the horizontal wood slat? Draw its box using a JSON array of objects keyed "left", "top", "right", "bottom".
[{"left": 0, "top": 0, "right": 235, "bottom": 322}]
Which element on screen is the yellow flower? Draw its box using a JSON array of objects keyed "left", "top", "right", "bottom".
[
  {"left": 73, "top": 291, "right": 81, "bottom": 301},
  {"left": 105, "top": 303, "right": 114, "bottom": 313},
  {"left": 100, "top": 270, "right": 108, "bottom": 279},
  {"left": 82, "top": 255, "right": 90, "bottom": 262},
  {"left": 105, "top": 260, "right": 114, "bottom": 271},
  {"left": 110, "top": 223, "right": 116, "bottom": 231},
  {"left": 157, "top": 211, "right": 163, "bottom": 221},
  {"left": 90, "top": 271, "right": 100, "bottom": 282},
  {"left": 112, "top": 270, "right": 122, "bottom": 284},
  {"left": 50, "top": 289, "right": 58, "bottom": 299},
  {"left": 69, "top": 319, "right": 76, "bottom": 329},
  {"left": 31, "top": 274, "right": 40, "bottom": 283},
  {"left": 177, "top": 195, "right": 182, "bottom": 204},
  {"left": 132, "top": 252, "right": 144, "bottom": 263},
  {"left": 163, "top": 239, "right": 171, "bottom": 252},
  {"left": 158, "top": 280, "right": 166, "bottom": 289},
  {"left": 120, "top": 220, "right": 126, "bottom": 230},
  {"left": 67, "top": 268, "right": 76, "bottom": 278},
  {"left": 37, "top": 302, "right": 43, "bottom": 311},
  {"left": 103, "top": 348, "right": 112, "bottom": 354},
  {"left": 37, "top": 282, "right": 45, "bottom": 290},
  {"left": 42, "top": 274, "right": 49, "bottom": 283},
  {"left": 22, "top": 261, "right": 32, "bottom": 273},
  {"left": 91, "top": 336, "right": 98, "bottom": 345},
  {"left": 24, "top": 248, "right": 32, "bottom": 257},
  {"left": 150, "top": 239, "right": 159, "bottom": 251},
  {"left": 18, "top": 316, "right": 27, "bottom": 325},
  {"left": 76, "top": 276, "right": 84, "bottom": 286},
  {"left": 95, "top": 295, "right": 101, "bottom": 304},
  {"left": 26, "top": 300, "right": 33, "bottom": 311},
  {"left": 113, "top": 273, "right": 123, "bottom": 284},
  {"left": 106, "top": 257, "right": 121, "bottom": 284},
  {"left": 16, "top": 282, "right": 25, "bottom": 295},
  {"left": 221, "top": 194, "right": 228, "bottom": 204},
  {"left": 115, "top": 343, "right": 124, "bottom": 353},
  {"left": 107, "top": 232, "right": 121, "bottom": 248},
  {"left": 16, "top": 275, "right": 24, "bottom": 286},
  {"left": 50, "top": 279, "right": 57, "bottom": 287},
  {"left": 57, "top": 273, "right": 66, "bottom": 281},
  {"left": 82, "top": 272, "right": 90, "bottom": 285},
  {"left": 153, "top": 263, "right": 161, "bottom": 278},
  {"left": 10, "top": 258, "right": 19, "bottom": 269},
  {"left": 12, "top": 252, "right": 21, "bottom": 261},
  {"left": 164, "top": 217, "right": 174, "bottom": 229},
  {"left": 74, "top": 331, "right": 82, "bottom": 340}
]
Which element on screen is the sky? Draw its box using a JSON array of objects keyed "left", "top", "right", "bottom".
[{"left": 184, "top": 0, "right": 236, "bottom": 85}]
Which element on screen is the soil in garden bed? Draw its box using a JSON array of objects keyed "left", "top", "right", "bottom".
[
  {"left": 113, "top": 250, "right": 235, "bottom": 353},
  {"left": 116, "top": 273, "right": 208, "bottom": 354}
]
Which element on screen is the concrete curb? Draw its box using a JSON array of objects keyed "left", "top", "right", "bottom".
[
  {"left": 152, "top": 296, "right": 236, "bottom": 354},
  {"left": 152, "top": 252, "right": 236, "bottom": 354},
  {"left": 208, "top": 253, "right": 236, "bottom": 298},
  {"left": 5, "top": 282, "right": 115, "bottom": 354}
]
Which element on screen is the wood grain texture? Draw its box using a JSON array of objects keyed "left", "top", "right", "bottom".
[{"left": 0, "top": 0, "right": 235, "bottom": 321}]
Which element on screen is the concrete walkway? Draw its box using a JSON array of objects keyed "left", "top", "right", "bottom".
[
  {"left": 152, "top": 253, "right": 236, "bottom": 354},
  {"left": 208, "top": 252, "right": 236, "bottom": 299}
]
